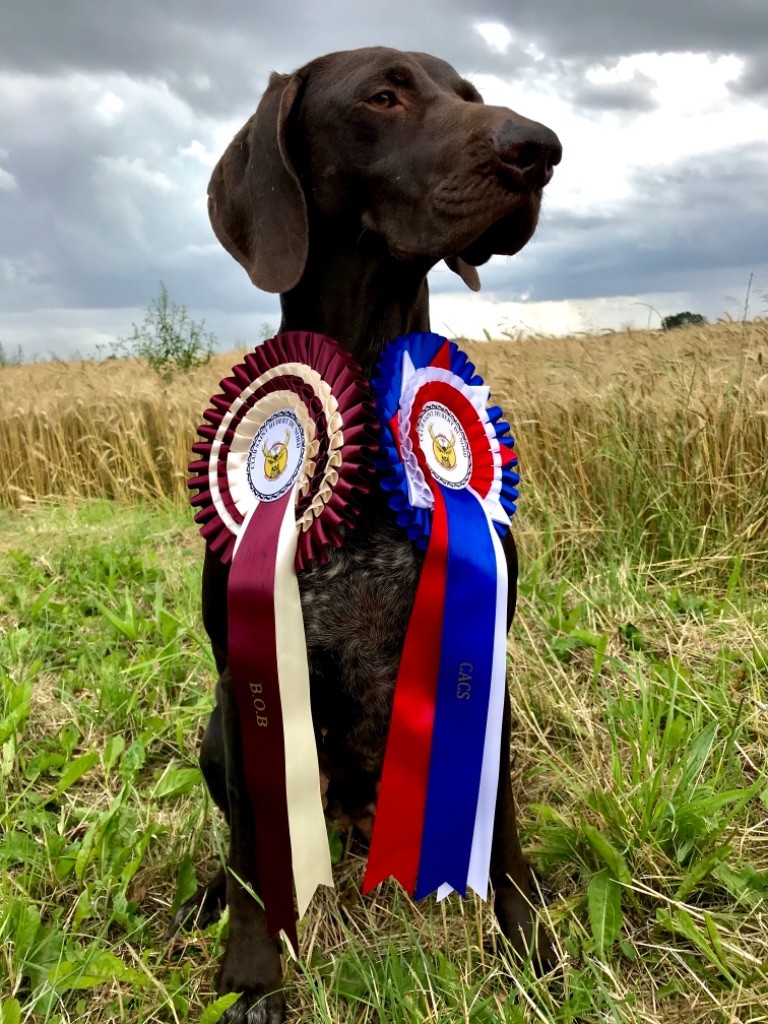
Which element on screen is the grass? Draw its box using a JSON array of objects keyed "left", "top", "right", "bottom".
[{"left": 2, "top": 320, "right": 768, "bottom": 1022}]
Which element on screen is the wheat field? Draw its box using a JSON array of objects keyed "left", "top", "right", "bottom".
[{"left": 3, "top": 319, "right": 768, "bottom": 566}]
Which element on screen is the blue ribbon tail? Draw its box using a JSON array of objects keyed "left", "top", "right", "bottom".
[{"left": 414, "top": 485, "right": 498, "bottom": 899}]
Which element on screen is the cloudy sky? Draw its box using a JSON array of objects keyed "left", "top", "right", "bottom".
[{"left": 2, "top": 1, "right": 767, "bottom": 360}]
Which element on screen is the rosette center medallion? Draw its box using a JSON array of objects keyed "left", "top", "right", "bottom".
[
  {"left": 416, "top": 402, "right": 472, "bottom": 488},
  {"left": 247, "top": 409, "right": 307, "bottom": 501}
]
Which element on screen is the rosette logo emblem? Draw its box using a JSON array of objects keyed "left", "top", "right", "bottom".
[
  {"left": 417, "top": 402, "right": 471, "bottom": 489},
  {"left": 262, "top": 429, "right": 291, "bottom": 480},
  {"left": 247, "top": 410, "right": 306, "bottom": 502},
  {"left": 428, "top": 424, "right": 457, "bottom": 470}
]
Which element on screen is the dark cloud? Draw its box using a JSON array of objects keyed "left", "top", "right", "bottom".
[
  {"left": 0, "top": 71, "right": 211, "bottom": 310},
  {"left": 572, "top": 72, "right": 657, "bottom": 112},
  {"left": 731, "top": 55, "right": 768, "bottom": 97},
  {"left": 1, "top": 0, "right": 767, "bottom": 357},
  {"left": 0, "top": 2, "right": 529, "bottom": 117},
  {"left": 3, "top": 1, "right": 767, "bottom": 111}
]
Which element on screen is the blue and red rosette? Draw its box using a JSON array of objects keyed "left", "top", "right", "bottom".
[{"left": 365, "top": 332, "right": 520, "bottom": 902}]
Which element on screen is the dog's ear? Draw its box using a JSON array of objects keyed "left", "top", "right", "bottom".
[
  {"left": 208, "top": 72, "right": 308, "bottom": 293},
  {"left": 444, "top": 256, "right": 481, "bottom": 292}
]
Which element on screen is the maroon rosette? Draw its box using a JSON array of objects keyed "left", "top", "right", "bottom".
[
  {"left": 188, "top": 331, "right": 377, "bottom": 570},
  {"left": 186, "top": 332, "right": 376, "bottom": 950}
]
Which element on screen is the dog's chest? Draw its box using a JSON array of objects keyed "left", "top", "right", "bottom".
[{"left": 297, "top": 510, "right": 422, "bottom": 776}]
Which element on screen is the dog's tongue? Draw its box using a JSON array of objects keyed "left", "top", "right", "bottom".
[{"left": 444, "top": 256, "right": 481, "bottom": 292}]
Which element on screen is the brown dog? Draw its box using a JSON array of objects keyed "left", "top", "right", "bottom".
[{"left": 182, "top": 46, "right": 561, "bottom": 1024}]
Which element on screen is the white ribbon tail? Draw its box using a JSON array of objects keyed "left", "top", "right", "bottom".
[
  {"left": 435, "top": 499, "right": 508, "bottom": 903},
  {"left": 466, "top": 509, "right": 508, "bottom": 900},
  {"left": 274, "top": 487, "right": 334, "bottom": 916}
]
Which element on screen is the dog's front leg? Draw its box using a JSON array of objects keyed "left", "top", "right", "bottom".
[
  {"left": 490, "top": 688, "right": 555, "bottom": 973},
  {"left": 217, "top": 668, "right": 285, "bottom": 1024},
  {"left": 170, "top": 686, "right": 228, "bottom": 935}
]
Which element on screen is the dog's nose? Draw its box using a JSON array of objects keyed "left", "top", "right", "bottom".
[{"left": 493, "top": 119, "right": 562, "bottom": 189}]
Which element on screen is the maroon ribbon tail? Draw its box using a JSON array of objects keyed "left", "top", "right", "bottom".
[{"left": 227, "top": 490, "right": 299, "bottom": 952}]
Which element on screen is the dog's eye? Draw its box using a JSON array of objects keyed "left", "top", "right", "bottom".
[{"left": 367, "top": 90, "right": 398, "bottom": 110}]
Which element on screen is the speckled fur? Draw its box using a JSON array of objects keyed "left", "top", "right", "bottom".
[{"left": 299, "top": 504, "right": 422, "bottom": 815}]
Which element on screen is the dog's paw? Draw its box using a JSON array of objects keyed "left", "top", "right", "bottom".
[
  {"left": 217, "top": 943, "right": 284, "bottom": 1024},
  {"left": 504, "top": 915, "right": 558, "bottom": 975},
  {"left": 167, "top": 870, "right": 227, "bottom": 937},
  {"left": 494, "top": 885, "right": 558, "bottom": 975},
  {"left": 220, "top": 990, "right": 285, "bottom": 1024}
]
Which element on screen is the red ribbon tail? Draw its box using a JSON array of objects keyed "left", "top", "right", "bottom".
[{"left": 364, "top": 486, "right": 450, "bottom": 894}]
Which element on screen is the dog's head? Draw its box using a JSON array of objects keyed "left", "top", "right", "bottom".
[{"left": 208, "top": 46, "right": 561, "bottom": 294}]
